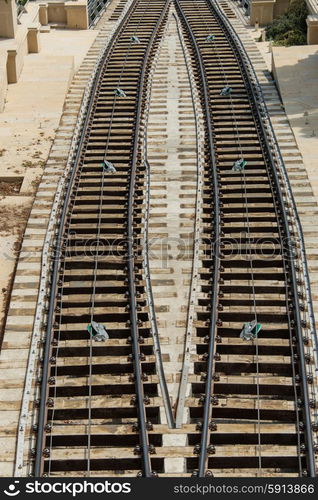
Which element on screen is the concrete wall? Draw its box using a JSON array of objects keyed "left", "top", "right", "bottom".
[
  {"left": 250, "top": 0, "right": 276, "bottom": 26},
  {"left": 41, "top": 1, "right": 89, "bottom": 29},
  {"left": 47, "top": 2, "right": 68, "bottom": 24},
  {"left": 250, "top": 0, "right": 289, "bottom": 26}
]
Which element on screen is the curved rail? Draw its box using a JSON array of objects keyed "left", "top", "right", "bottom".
[
  {"left": 126, "top": 0, "right": 171, "bottom": 476},
  {"left": 174, "top": 0, "right": 220, "bottom": 478},
  {"left": 206, "top": 0, "right": 316, "bottom": 477}
]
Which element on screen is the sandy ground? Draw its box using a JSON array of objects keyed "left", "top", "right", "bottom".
[
  {"left": 0, "top": 27, "right": 97, "bottom": 341},
  {"left": 271, "top": 44, "right": 318, "bottom": 199}
]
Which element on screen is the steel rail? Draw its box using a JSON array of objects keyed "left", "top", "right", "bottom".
[
  {"left": 141, "top": 26, "right": 175, "bottom": 428},
  {"left": 174, "top": 0, "right": 221, "bottom": 478},
  {"left": 33, "top": 0, "right": 140, "bottom": 477},
  {"left": 207, "top": 0, "right": 316, "bottom": 477},
  {"left": 126, "top": 0, "right": 170, "bottom": 477}
]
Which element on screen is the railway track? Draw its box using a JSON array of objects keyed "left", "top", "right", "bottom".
[
  {"left": 10, "top": 0, "right": 317, "bottom": 478},
  {"left": 32, "top": 0, "right": 171, "bottom": 477}
]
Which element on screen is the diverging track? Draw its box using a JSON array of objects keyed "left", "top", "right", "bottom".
[{"left": 15, "top": 0, "right": 317, "bottom": 478}]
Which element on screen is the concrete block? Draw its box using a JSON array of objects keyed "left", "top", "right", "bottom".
[
  {"left": 27, "top": 25, "right": 41, "bottom": 54},
  {"left": 250, "top": 0, "right": 276, "bottom": 26},
  {"left": 6, "top": 49, "right": 17, "bottom": 84},
  {"left": 65, "top": 1, "right": 89, "bottom": 29},
  {"left": 39, "top": 3, "right": 49, "bottom": 26},
  {"left": 307, "top": 15, "right": 318, "bottom": 45},
  {"left": 0, "top": 0, "right": 18, "bottom": 39}
]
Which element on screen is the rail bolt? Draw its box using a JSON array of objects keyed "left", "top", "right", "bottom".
[
  {"left": 149, "top": 444, "right": 156, "bottom": 455},
  {"left": 305, "top": 354, "right": 312, "bottom": 364},
  {"left": 139, "top": 353, "right": 145, "bottom": 361},
  {"left": 151, "top": 472, "right": 158, "bottom": 478},
  {"left": 199, "top": 395, "right": 205, "bottom": 405},
  {"left": 193, "top": 444, "right": 201, "bottom": 455},
  {"left": 132, "top": 423, "right": 139, "bottom": 432},
  {"left": 43, "top": 448, "right": 50, "bottom": 458},
  {"left": 202, "top": 353, "right": 209, "bottom": 361},
  {"left": 34, "top": 399, "right": 40, "bottom": 408},
  {"left": 196, "top": 421, "right": 203, "bottom": 431},
  {"left": 192, "top": 470, "right": 199, "bottom": 477},
  {"left": 205, "top": 470, "right": 214, "bottom": 477},
  {"left": 143, "top": 395, "right": 150, "bottom": 405},
  {"left": 204, "top": 336, "right": 210, "bottom": 344},
  {"left": 312, "top": 422, "right": 318, "bottom": 432},
  {"left": 134, "top": 445, "right": 141, "bottom": 455},
  {"left": 214, "top": 353, "right": 221, "bottom": 361},
  {"left": 30, "top": 448, "right": 36, "bottom": 458},
  {"left": 47, "top": 398, "right": 54, "bottom": 408},
  {"left": 307, "top": 375, "right": 314, "bottom": 384},
  {"left": 45, "top": 423, "right": 52, "bottom": 433},
  {"left": 146, "top": 421, "right": 153, "bottom": 431},
  {"left": 309, "top": 399, "right": 316, "bottom": 409},
  {"left": 207, "top": 444, "right": 216, "bottom": 455},
  {"left": 211, "top": 396, "right": 219, "bottom": 406},
  {"left": 136, "top": 471, "right": 143, "bottom": 478},
  {"left": 209, "top": 421, "right": 217, "bottom": 431},
  {"left": 216, "top": 335, "right": 222, "bottom": 343},
  {"left": 49, "top": 356, "right": 56, "bottom": 364},
  {"left": 48, "top": 377, "right": 55, "bottom": 385},
  {"left": 130, "top": 396, "right": 136, "bottom": 405},
  {"left": 300, "top": 444, "right": 306, "bottom": 454},
  {"left": 32, "top": 424, "right": 38, "bottom": 433}
]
